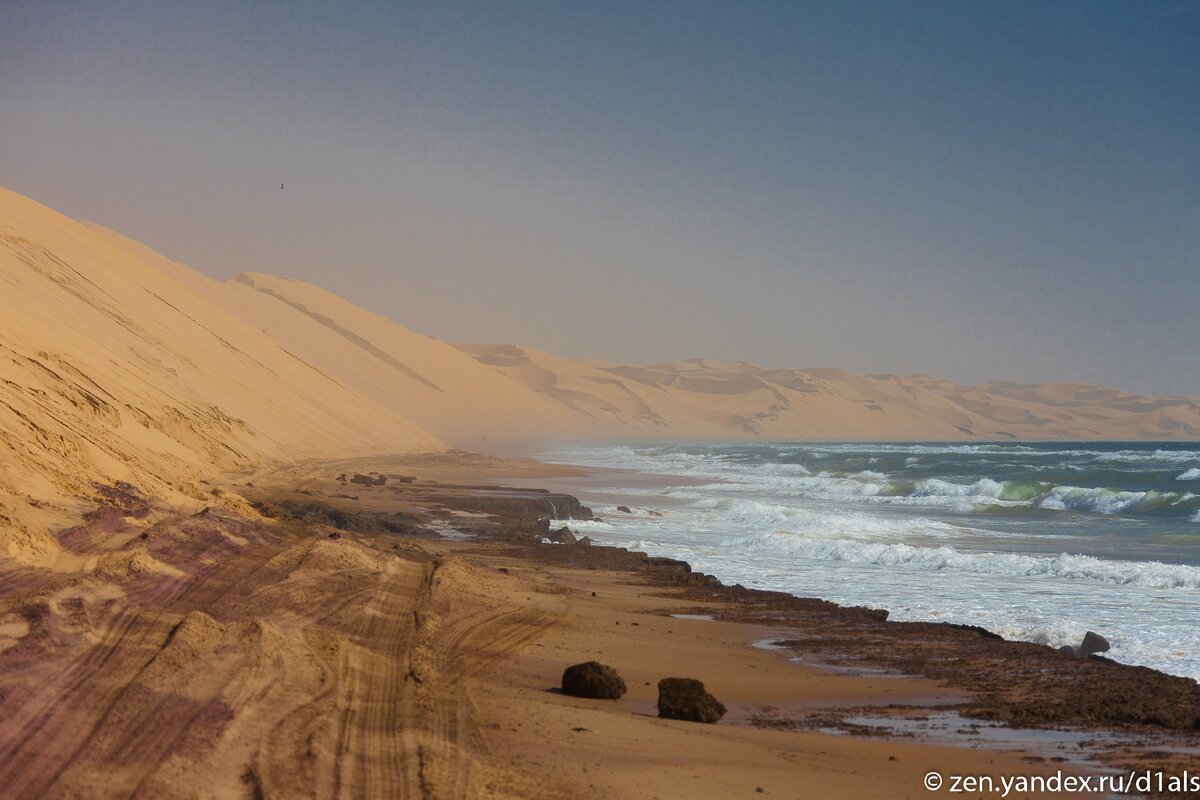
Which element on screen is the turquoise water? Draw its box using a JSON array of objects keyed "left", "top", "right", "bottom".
[{"left": 541, "top": 441, "right": 1200, "bottom": 680}]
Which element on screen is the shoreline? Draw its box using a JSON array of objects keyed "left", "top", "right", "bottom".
[
  {"left": 513, "top": 447, "right": 1200, "bottom": 684},
  {"left": 236, "top": 453, "right": 1200, "bottom": 735},
  {"left": 245, "top": 456, "right": 1200, "bottom": 738},
  {"left": 0, "top": 452, "right": 1197, "bottom": 797}
]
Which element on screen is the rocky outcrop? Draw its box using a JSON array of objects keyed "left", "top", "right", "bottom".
[
  {"left": 1080, "top": 631, "right": 1111, "bottom": 657},
  {"left": 644, "top": 556, "right": 725, "bottom": 587},
  {"left": 1058, "top": 631, "right": 1112, "bottom": 658},
  {"left": 445, "top": 491, "right": 592, "bottom": 521},
  {"left": 548, "top": 526, "right": 577, "bottom": 545}
]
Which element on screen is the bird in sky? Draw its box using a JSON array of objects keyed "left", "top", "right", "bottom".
[{"left": 280, "top": 183, "right": 284, "bottom": 190}]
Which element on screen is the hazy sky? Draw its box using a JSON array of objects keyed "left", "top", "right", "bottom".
[{"left": 3, "top": 1, "right": 1198, "bottom": 394}]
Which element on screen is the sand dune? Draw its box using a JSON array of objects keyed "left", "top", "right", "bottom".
[
  {"left": 226, "top": 273, "right": 601, "bottom": 445},
  {"left": 3, "top": 186, "right": 1199, "bottom": 563},
  {"left": 456, "top": 347, "right": 1200, "bottom": 442},
  {"left": 0, "top": 189, "right": 439, "bottom": 562}
]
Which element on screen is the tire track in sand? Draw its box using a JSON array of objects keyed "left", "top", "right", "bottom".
[{"left": 411, "top": 558, "right": 563, "bottom": 800}]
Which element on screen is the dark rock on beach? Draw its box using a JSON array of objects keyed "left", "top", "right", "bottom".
[
  {"left": 617, "top": 505, "right": 632, "bottom": 513},
  {"left": 644, "top": 556, "right": 725, "bottom": 588},
  {"left": 562, "top": 661, "right": 627, "bottom": 699},
  {"left": 497, "top": 516, "right": 552, "bottom": 541},
  {"left": 1057, "top": 632, "right": 1111, "bottom": 658},
  {"left": 548, "top": 526, "right": 577, "bottom": 545},
  {"left": 658, "top": 677, "right": 726, "bottom": 723},
  {"left": 1080, "top": 631, "right": 1110, "bottom": 657}
]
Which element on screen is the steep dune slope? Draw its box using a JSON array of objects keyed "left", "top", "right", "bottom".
[
  {"left": 224, "top": 274, "right": 603, "bottom": 445},
  {"left": 79, "top": 223, "right": 599, "bottom": 446},
  {"left": 0, "top": 189, "right": 442, "bottom": 561}
]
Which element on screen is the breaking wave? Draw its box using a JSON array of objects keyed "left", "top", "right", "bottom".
[
  {"left": 712, "top": 471, "right": 1194, "bottom": 519},
  {"left": 722, "top": 529, "right": 1200, "bottom": 589},
  {"left": 1038, "top": 486, "right": 1188, "bottom": 515}
]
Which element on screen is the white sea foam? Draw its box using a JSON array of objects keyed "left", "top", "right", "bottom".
[
  {"left": 541, "top": 441, "right": 1200, "bottom": 679},
  {"left": 1092, "top": 449, "right": 1200, "bottom": 464},
  {"left": 715, "top": 498, "right": 967, "bottom": 539},
  {"left": 720, "top": 530, "right": 1200, "bottom": 589},
  {"left": 912, "top": 477, "right": 1003, "bottom": 498}
]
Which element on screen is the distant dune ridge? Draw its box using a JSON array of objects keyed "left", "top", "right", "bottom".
[
  {"left": 2, "top": 186, "right": 1199, "bottom": 562},
  {"left": 457, "top": 345, "right": 1200, "bottom": 442}
]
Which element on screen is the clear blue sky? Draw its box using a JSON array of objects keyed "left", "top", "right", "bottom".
[{"left": 3, "top": 1, "right": 1197, "bottom": 394}]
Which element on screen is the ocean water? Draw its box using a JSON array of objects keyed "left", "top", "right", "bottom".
[{"left": 538, "top": 441, "right": 1200, "bottom": 681}]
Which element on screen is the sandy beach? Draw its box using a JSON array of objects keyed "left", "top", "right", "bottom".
[
  {"left": 5, "top": 4, "right": 1198, "bottom": 795},
  {"left": 1, "top": 454, "right": 1196, "bottom": 799}
]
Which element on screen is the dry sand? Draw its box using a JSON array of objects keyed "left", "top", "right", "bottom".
[{"left": 1, "top": 457, "right": 1195, "bottom": 799}]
